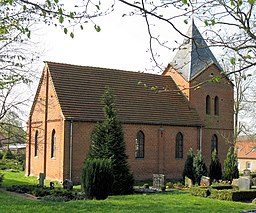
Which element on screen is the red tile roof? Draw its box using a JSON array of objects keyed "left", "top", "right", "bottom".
[
  {"left": 46, "top": 62, "right": 203, "bottom": 126},
  {"left": 237, "top": 138, "right": 256, "bottom": 159}
]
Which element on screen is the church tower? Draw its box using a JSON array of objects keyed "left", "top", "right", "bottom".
[{"left": 163, "top": 21, "right": 234, "bottom": 166}]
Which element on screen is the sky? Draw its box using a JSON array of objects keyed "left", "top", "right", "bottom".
[{"left": 35, "top": 2, "right": 189, "bottom": 73}]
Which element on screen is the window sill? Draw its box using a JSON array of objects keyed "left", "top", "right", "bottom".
[{"left": 135, "top": 157, "right": 144, "bottom": 160}]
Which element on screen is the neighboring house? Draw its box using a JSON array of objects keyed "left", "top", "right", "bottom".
[
  {"left": 26, "top": 22, "right": 234, "bottom": 183},
  {"left": 237, "top": 137, "right": 256, "bottom": 172}
]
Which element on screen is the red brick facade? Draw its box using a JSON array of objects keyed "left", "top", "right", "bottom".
[{"left": 26, "top": 62, "right": 233, "bottom": 183}]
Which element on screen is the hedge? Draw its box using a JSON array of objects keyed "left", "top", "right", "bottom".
[{"left": 191, "top": 187, "right": 256, "bottom": 202}]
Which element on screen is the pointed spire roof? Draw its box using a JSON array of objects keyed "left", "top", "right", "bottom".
[{"left": 170, "top": 20, "right": 222, "bottom": 81}]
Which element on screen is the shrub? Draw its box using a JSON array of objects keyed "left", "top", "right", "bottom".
[
  {"left": 2, "top": 149, "right": 14, "bottom": 160},
  {"left": 209, "top": 149, "right": 222, "bottom": 182},
  {"left": 223, "top": 147, "right": 239, "bottom": 181},
  {"left": 0, "top": 159, "right": 24, "bottom": 171},
  {"left": 0, "top": 151, "right": 4, "bottom": 159},
  {"left": 86, "top": 88, "right": 134, "bottom": 195},
  {"left": 182, "top": 148, "right": 195, "bottom": 184},
  {"left": 0, "top": 173, "right": 4, "bottom": 186},
  {"left": 210, "top": 189, "right": 256, "bottom": 201},
  {"left": 190, "top": 187, "right": 210, "bottom": 197},
  {"left": 193, "top": 150, "right": 208, "bottom": 185},
  {"left": 166, "top": 182, "right": 174, "bottom": 189},
  {"left": 211, "top": 185, "right": 233, "bottom": 190},
  {"left": 81, "top": 158, "right": 114, "bottom": 200},
  {"left": 143, "top": 183, "right": 149, "bottom": 189}
]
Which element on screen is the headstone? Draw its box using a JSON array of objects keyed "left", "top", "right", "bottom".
[
  {"left": 238, "top": 176, "right": 251, "bottom": 190},
  {"left": 50, "top": 182, "right": 55, "bottom": 189},
  {"left": 232, "top": 178, "right": 239, "bottom": 187},
  {"left": 38, "top": 173, "right": 45, "bottom": 187},
  {"left": 200, "top": 176, "right": 210, "bottom": 187},
  {"left": 244, "top": 169, "right": 251, "bottom": 177},
  {"left": 185, "top": 176, "right": 193, "bottom": 188},
  {"left": 63, "top": 179, "right": 73, "bottom": 190},
  {"left": 153, "top": 174, "right": 165, "bottom": 189}
]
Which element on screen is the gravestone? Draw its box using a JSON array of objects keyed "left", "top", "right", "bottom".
[
  {"left": 200, "top": 176, "right": 210, "bottom": 187},
  {"left": 232, "top": 178, "right": 239, "bottom": 187},
  {"left": 185, "top": 176, "right": 193, "bottom": 188},
  {"left": 244, "top": 169, "right": 251, "bottom": 177},
  {"left": 63, "top": 179, "right": 73, "bottom": 190},
  {"left": 238, "top": 176, "right": 251, "bottom": 190},
  {"left": 38, "top": 173, "right": 45, "bottom": 187},
  {"left": 153, "top": 174, "right": 165, "bottom": 189}
]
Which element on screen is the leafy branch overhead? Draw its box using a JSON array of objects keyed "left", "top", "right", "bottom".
[{"left": 1, "top": 0, "right": 256, "bottom": 73}]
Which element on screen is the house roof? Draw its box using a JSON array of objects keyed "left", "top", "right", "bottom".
[
  {"left": 237, "top": 138, "right": 256, "bottom": 159},
  {"left": 170, "top": 21, "right": 222, "bottom": 81},
  {"left": 45, "top": 61, "right": 203, "bottom": 126}
]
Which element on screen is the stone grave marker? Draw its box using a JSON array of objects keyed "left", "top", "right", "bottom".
[
  {"left": 38, "top": 173, "right": 45, "bottom": 187},
  {"left": 244, "top": 169, "right": 251, "bottom": 177},
  {"left": 63, "top": 179, "right": 73, "bottom": 190},
  {"left": 200, "top": 176, "right": 210, "bottom": 187},
  {"left": 153, "top": 174, "right": 165, "bottom": 189},
  {"left": 238, "top": 176, "right": 251, "bottom": 190}
]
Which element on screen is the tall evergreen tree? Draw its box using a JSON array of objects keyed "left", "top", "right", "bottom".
[
  {"left": 86, "top": 87, "right": 134, "bottom": 195},
  {"left": 182, "top": 148, "right": 195, "bottom": 184},
  {"left": 223, "top": 147, "right": 239, "bottom": 181},
  {"left": 209, "top": 149, "right": 222, "bottom": 182},
  {"left": 193, "top": 150, "right": 208, "bottom": 185}
]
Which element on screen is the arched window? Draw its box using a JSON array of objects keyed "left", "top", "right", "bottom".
[
  {"left": 175, "top": 132, "right": 183, "bottom": 159},
  {"left": 135, "top": 131, "right": 144, "bottom": 159},
  {"left": 206, "top": 95, "right": 211, "bottom": 115},
  {"left": 35, "top": 130, "right": 38, "bottom": 157},
  {"left": 211, "top": 134, "right": 218, "bottom": 154},
  {"left": 51, "top": 129, "right": 56, "bottom": 158},
  {"left": 214, "top": 96, "right": 219, "bottom": 115}
]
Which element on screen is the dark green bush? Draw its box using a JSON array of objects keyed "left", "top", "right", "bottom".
[
  {"left": 0, "top": 173, "right": 4, "bottom": 186},
  {"left": 0, "top": 151, "right": 4, "bottom": 159},
  {"left": 210, "top": 189, "right": 256, "bottom": 201},
  {"left": 143, "top": 183, "right": 149, "bottom": 189},
  {"left": 190, "top": 187, "right": 210, "bottom": 197},
  {"left": 0, "top": 159, "right": 24, "bottom": 170},
  {"left": 211, "top": 185, "right": 233, "bottom": 190},
  {"left": 2, "top": 149, "right": 14, "bottom": 160},
  {"left": 81, "top": 158, "right": 114, "bottom": 200}
]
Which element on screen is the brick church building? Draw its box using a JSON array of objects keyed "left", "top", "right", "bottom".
[{"left": 26, "top": 22, "right": 234, "bottom": 183}]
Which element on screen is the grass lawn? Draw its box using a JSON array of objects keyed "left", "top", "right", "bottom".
[{"left": 1, "top": 170, "right": 256, "bottom": 213}]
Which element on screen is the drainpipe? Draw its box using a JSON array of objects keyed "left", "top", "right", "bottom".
[
  {"left": 27, "top": 115, "right": 32, "bottom": 176},
  {"left": 69, "top": 120, "right": 73, "bottom": 181},
  {"left": 199, "top": 126, "right": 203, "bottom": 151},
  {"left": 43, "top": 69, "right": 49, "bottom": 175}
]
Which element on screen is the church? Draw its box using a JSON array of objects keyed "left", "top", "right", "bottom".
[{"left": 25, "top": 22, "right": 234, "bottom": 183}]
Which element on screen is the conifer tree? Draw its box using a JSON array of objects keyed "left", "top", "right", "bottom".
[
  {"left": 182, "top": 148, "right": 195, "bottom": 184},
  {"left": 86, "top": 87, "right": 134, "bottom": 195},
  {"left": 193, "top": 150, "right": 208, "bottom": 185},
  {"left": 209, "top": 149, "right": 222, "bottom": 182},
  {"left": 223, "top": 147, "right": 239, "bottom": 181}
]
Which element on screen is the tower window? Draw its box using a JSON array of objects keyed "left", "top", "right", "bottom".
[
  {"left": 206, "top": 95, "right": 211, "bottom": 115},
  {"left": 214, "top": 96, "right": 219, "bottom": 115}
]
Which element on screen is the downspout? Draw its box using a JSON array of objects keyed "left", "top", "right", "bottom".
[
  {"left": 69, "top": 120, "right": 73, "bottom": 181},
  {"left": 43, "top": 69, "right": 49, "bottom": 175},
  {"left": 27, "top": 115, "right": 32, "bottom": 176},
  {"left": 199, "top": 126, "right": 203, "bottom": 151}
]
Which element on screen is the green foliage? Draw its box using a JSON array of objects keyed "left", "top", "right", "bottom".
[
  {"left": 193, "top": 150, "right": 208, "bottom": 185},
  {"left": 210, "top": 189, "right": 256, "bottom": 201},
  {"left": 81, "top": 158, "right": 113, "bottom": 200},
  {"left": 0, "top": 173, "right": 4, "bottom": 186},
  {"left": 87, "top": 88, "right": 134, "bottom": 195},
  {"left": 0, "top": 159, "right": 24, "bottom": 171},
  {"left": 0, "top": 151, "right": 4, "bottom": 159},
  {"left": 190, "top": 187, "right": 210, "bottom": 197},
  {"left": 209, "top": 149, "right": 222, "bottom": 181},
  {"left": 143, "top": 183, "right": 149, "bottom": 189},
  {"left": 2, "top": 148, "right": 14, "bottom": 160},
  {"left": 182, "top": 148, "right": 195, "bottom": 184},
  {"left": 211, "top": 185, "right": 233, "bottom": 190},
  {"left": 223, "top": 147, "right": 239, "bottom": 181}
]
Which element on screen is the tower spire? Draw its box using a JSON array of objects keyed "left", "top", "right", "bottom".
[{"left": 170, "top": 20, "right": 222, "bottom": 81}]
